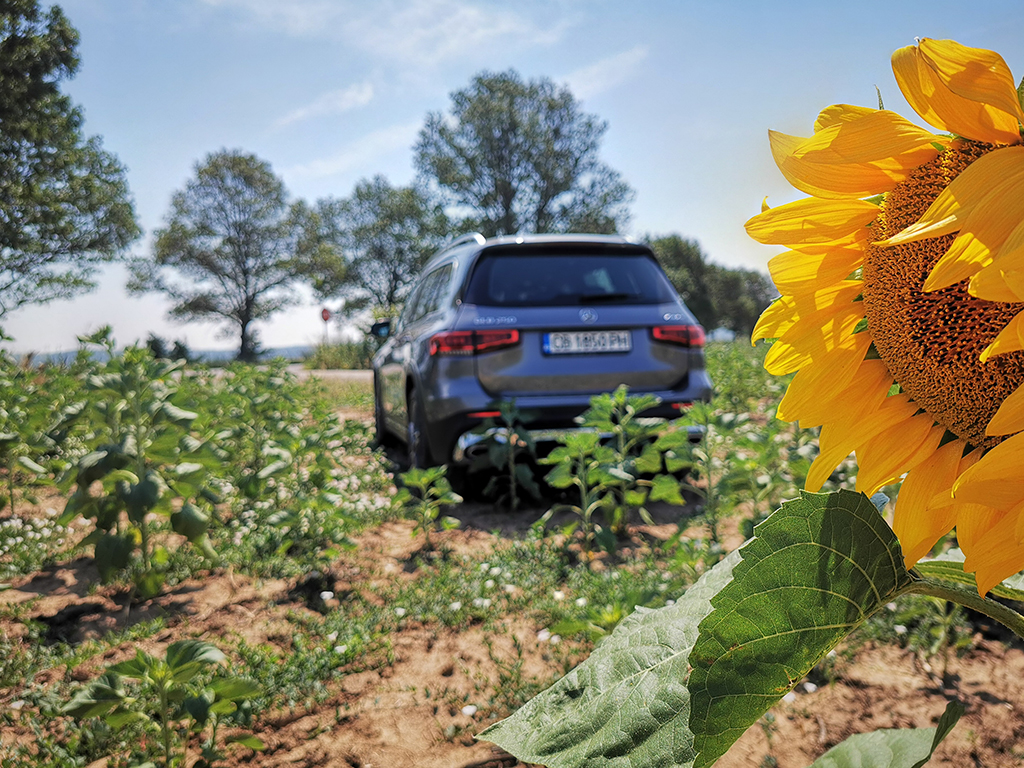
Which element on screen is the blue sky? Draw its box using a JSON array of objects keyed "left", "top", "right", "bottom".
[{"left": 5, "top": 0, "right": 1024, "bottom": 353}]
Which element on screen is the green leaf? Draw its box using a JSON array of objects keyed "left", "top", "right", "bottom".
[
  {"left": 209, "top": 677, "right": 261, "bottom": 701},
  {"left": 136, "top": 569, "right": 165, "bottom": 600},
  {"left": 183, "top": 693, "right": 213, "bottom": 725},
  {"left": 63, "top": 672, "right": 127, "bottom": 719},
  {"left": 166, "top": 640, "right": 226, "bottom": 682},
  {"left": 171, "top": 502, "right": 210, "bottom": 541},
  {"left": 104, "top": 709, "right": 148, "bottom": 728},
  {"left": 161, "top": 402, "right": 198, "bottom": 425},
  {"left": 95, "top": 533, "right": 135, "bottom": 582},
  {"left": 109, "top": 651, "right": 153, "bottom": 679},
  {"left": 916, "top": 548, "right": 1024, "bottom": 601},
  {"left": 478, "top": 548, "right": 742, "bottom": 766},
  {"left": 648, "top": 474, "right": 685, "bottom": 505},
  {"left": 688, "top": 490, "right": 916, "bottom": 767},
  {"left": 226, "top": 734, "right": 266, "bottom": 750},
  {"left": 809, "top": 700, "right": 963, "bottom": 767},
  {"left": 634, "top": 443, "right": 663, "bottom": 475},
  {"left": 17, "top": 456, "right": 47, "bottom": 474}
]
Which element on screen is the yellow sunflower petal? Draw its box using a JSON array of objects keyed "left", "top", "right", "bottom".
[
  {"left": 814, "top": 103, "right": 877, "bottom": 132},
  {"left": 892, "top": 438, "right": 967, "bottom": 567},
  {"left": 923, "top": 169, "right": 1024, "bottom": 290},
  {"left": 745, "top": 198, "right": 880, "bottom": 248},
  {"left": 892, "top": 39, "right": 1024, "bottom": 145},
  {"left": 878, "top": 147, "right": 1024, "bottom": 249},
  {"left": 768, "top": 248, "right": 865, "bottom": 297},
  {"left": 763, "top": 304, "right": 864, "bottom": 375},
  {"left": 967, "top": 265, "right": 1024, "bottom": 303},
  {"left": 953, "top": 430, "right": 1024, "bottom": 508},
  {"left": 960, "top": 499, "right": 1024, "bottom": 596},
  {"left": 777, "top": 350, "right": 885, "bottom": 426},
  {"left": 979, "top": 308, "right": 1024, "bottom": 363},
  {"left": 987, "top": 381, "right": 1024, "bottom": 436},
  {"left": 855, "top": 421, "right": 944, "bottom": 496},
  {"left": 806, "top": 393, "right": 920, "bottom": 492},
  {"left": 769, "top": 110, "right": 944, "bottom": 199},
  {"left": 751, "top": 281, "right": 863, "bottom": 344}
]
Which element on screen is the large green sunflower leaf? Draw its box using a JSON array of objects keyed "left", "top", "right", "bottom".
[
  {"left": 477, "top": 548, "right": 742, "bottom": 767},
  {"left": 807, "top": 700, "right": 963, "bottom": 768},
  {"left": 915, "top": 548, "right": 1024, "bottom": 601},
  {"left": 689, "top": 490, "right": 916, "bottom": 768}
]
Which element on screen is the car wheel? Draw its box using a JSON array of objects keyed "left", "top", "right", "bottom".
[
  {"left": 373, "top": 373, "right": 394, "bottom": 448},
  {"left": 406, "top": 390, "right": 432, "bottom": 469}
]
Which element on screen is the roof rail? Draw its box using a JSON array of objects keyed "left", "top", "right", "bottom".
[{"left": 442, "top": 232, "right": 486, "bottom": 251}]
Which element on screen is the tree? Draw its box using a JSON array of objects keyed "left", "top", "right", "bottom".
[
  {"left": 0, "top": 1, "right": 140, "bottom": 317},
  {"left": 415, "top": 70, "right": 633, "bottom": 237},
  {"left": 130, "top": 150, "right": 303, "bottom": 361},
  {"left": 648, "top": 234, "right": 776, "bottom": 336},
  {"left": 299, "top": 176, "right": 449, "bottom": 315}
]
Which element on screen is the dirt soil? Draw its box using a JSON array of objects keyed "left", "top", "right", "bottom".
[{"left": 3, "top": 500, "right": 1024, "bottom": 766}]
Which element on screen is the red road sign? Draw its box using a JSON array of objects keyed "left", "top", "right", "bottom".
[{"left": 321, "top": 308, "right": 331, "bottom": 322}]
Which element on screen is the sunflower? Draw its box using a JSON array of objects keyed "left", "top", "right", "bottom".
[{"left": 747, "top": 38, "right": 1024, "bottom": 596}]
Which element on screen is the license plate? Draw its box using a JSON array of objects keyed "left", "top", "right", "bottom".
[{"left": 543, "top": 330, "right": 632, "bottom": 354}]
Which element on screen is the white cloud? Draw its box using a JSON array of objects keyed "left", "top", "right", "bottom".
[
  {"left": 283, "top": 120, "right": 421, "bottom": 180},
  {"left": 564, "top": 45, "right": 650, "bottom": 100},
  {"left": 198, "top": 0, "right": 567, "bottom": 67},
  {"left": 274, "top": 82, "right": 375, "bottom": 129}
]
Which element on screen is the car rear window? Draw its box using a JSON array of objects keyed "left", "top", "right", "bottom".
[{"left": 463, "top": 252, "right": 678, "bottom": 307}]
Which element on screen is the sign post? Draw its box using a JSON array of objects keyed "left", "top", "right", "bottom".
[{"left": 321, "top": 308, "right": 331, "bottom": 345}]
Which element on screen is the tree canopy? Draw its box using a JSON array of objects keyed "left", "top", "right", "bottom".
[
  {"left": 648, "top": 234, "right": 776, "bottom": 337},
  {"left": 0, "top": 0, "right": 140, "bottom": 318},
  {"left": 415, "top": 69, "right": 633, "bottom": 237},
  {"left": 129, "top": 150, "right": 304, "bottom": 361},
  {"left": 298, "top": 176, "right": 449, "bottom": 317}
]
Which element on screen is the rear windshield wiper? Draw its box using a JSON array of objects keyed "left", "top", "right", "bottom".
[{"left": 577, "top": 292, "right": 638, "bottom": 303}]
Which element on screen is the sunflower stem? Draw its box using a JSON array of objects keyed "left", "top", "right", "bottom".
[{"left": 906, "top": 577, "right": 1024, "bottom": 642}]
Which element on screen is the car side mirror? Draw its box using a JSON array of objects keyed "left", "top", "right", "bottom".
[{"left": 370, "top": 319, "right": 392, "bottom": 339}]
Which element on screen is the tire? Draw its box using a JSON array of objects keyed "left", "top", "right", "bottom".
[
  {"left": 373, "top": 373, "right": 393, "bottom": 448},
  {"left": 406, "top": 390, "right": 432, "bottom": 469}
]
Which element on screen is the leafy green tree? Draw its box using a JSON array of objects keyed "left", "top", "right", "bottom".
[
  {"left": 648, "top": 234, "right": 775, "bottom": 336},
  {"left": 130, "top": 150, "right": 304, "bottom": 361},
  {"left": 0, "top": 0, "right": 140, "bottom": 317},
  {"left": 298, "top": 176, "right": 449, "bottom": 315},
  {"left": 415, "top": 69, "right": 633, "bottom": 237}
]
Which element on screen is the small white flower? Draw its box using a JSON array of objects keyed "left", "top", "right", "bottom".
[
  {"left": 395, "top": 607, "right": 407, "bottom": 617},
  {"left": 327, "top": 632, "right": 338, "bottom": 642},
  {"left": 461, "top": 705, "right": 478, "bottom": 717},
  {"left": 665, "top": 599, "right": 676, "bottom": 606},
  {"left": 484, "top": 579, "right": 495, "bottom": 589},
  {"left": 549, "top": 634, "right": 561, "bottom": 645},
  {"left": 472, "top": 597, "right": 492, "bottom": 608},
  {"left": 9, "top": 700, "right": 25, "bottom": 710},
  {"left": 449, "top": 601, "right": 462, "bottom": 611},
  {"left": 894, "top": 624, "right": 908, "bottom": 635},
  {"left": 826, "top": 650, "right": 837, "bottom": 659},
  {"left": 319, "top": 591, "right": 334, "bottom": 601},
  {"left": 575, "top": 597, "right": 588, "bottom": 607},
  {"left": 782, "top": 691, "right": 797, "bottom": 703},
  {"left": 480, "top": 562, "right": 490, "bottom": 572},
  {"left": 553, "top": 590, "right": 565, "bottom": 601},
  {"left": 489, "top": 566, "right": 502, "bottom": 576},
  {"left": 802, "top": 682, "right": 818, "bottom": 693},
  {"left": 886, "top": 602, "right": 898, "bottom": 612},
  {"left": 537, "top": 629, "right": 551, "bottom": 642},
  {"left": 334, "top": 645, "right": 348, "bottom": 654},
  {"left": 503, "top": 584, "right": 516, "bottom": 594}
]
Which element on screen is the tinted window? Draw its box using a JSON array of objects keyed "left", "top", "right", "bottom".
[
  {"left": 410, "top": 263, "right": 453, "bottom": 322},
  {"left": 464, "top": 254, "right": 677, "bottom": 307}
]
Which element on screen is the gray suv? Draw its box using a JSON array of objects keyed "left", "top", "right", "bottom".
[{"left": 371, "top": 233, "right": 713, "bottom": 472}]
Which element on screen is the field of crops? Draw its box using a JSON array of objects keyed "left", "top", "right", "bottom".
[{"left": 0, "top": 335, "right": 1021, "bottom": 768}]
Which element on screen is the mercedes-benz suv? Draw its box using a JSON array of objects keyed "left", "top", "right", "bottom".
[{"left": 371, "top": 233, "right": 713, "bottom": 472}]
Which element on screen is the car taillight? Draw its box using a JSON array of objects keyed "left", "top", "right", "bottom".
[
  {"left": 429, "top": 329, "right": 520, "bottom": 356},
  {"left": 651, "top": 324, "right": 705, "bottom": 347}
]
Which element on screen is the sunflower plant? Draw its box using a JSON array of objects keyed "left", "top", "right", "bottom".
[{"left": 479, "top": 39, "right": 1024, "bottom": 767}]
